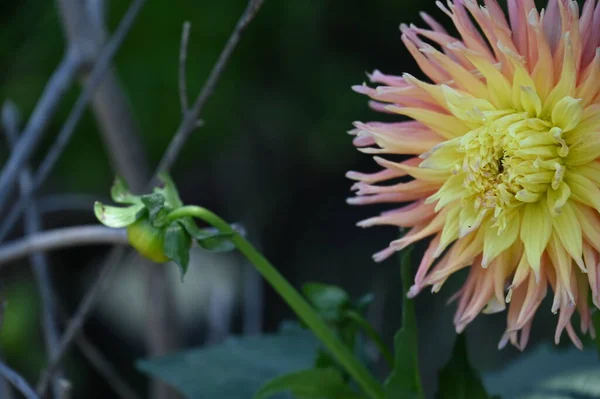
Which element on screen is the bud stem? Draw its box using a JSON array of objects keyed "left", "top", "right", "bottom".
[{"left": 166, "top": 205, "right": 384, "bottom": 399}]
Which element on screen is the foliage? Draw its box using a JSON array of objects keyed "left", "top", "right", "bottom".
[
  {"left": 137, "top": 329, "right": 319, "bottom": 398},
  {"left": 383, "top": 248, "right": 423, "bottom": 399},
  {"left": 436, "top": 335, "right": 490, "bottom": 399}
]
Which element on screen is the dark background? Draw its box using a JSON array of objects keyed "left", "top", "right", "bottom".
[{"left": 0, "top": 0, "right": 596, "bottom": 398}]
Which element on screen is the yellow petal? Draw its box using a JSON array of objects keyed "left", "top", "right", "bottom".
[
  {"left": 551, "top": 201, "right": 585, "bottom": 271},
  {"left": 482, "top": 211, "right": 520, "bottom": 267},
  {"left": 520, "top": 202, "right": 552, "bottom": 280}
]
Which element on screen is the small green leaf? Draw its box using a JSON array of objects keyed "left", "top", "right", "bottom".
[
  {"left": 94, "top": 201, "right": 144, "bottom": 228},
  {"left": 355, "top": 293, "right": 375, "bottom": 314},
  {"left": 436, "top": 334, "right": 489, "bottom": 399},
  {"left": 384, "top": 247, "right": 423, "bottom": 399},
  {"left": 110, "top": 176, "right": 141, "bottom": 204},
  {"left": 254, "top": 368, "right": 363, "bottom": 399},
  {"left": 141, "top": 193, "right": 166, "bottom": 220},
  {"left": 156, "top": 173, "right": 184, "bottom": 208},
  {"left": 178, "top": 218, "right": 235, "bottom": 252},
  {"left": 302, "top": 283, "right": 351, "bottom": 323},
  {"left": 163, "top": 222, "right": 192, "bottom": 279}
]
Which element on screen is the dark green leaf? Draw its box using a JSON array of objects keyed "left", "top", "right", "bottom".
[
  {"left": 355, "top": 293, "right": 374, "bottom": 314},
  {"left": 94, "top": 201, "right": 144, "bottom": 228},
  {"left": 520, "top": 369, "right": 600, "bottom": 399},
  {"left": 436, "top": 334, "right": 489, "bottom": 399},
  {"left": 110, "top": 176, "right": 141, "bottom": 204},
  {"left": 156, "top": 173, "right": 184, "bottom": 208},
  {"left": 163, "top": 222, "right": 192, "bottom": 279},
  {"left": 178, "top": 218, "right": 235, "bottom": 252},
  {"left": 302, "top": 283, "right": 351, "bottom": 323},
  {"left": 137, "top": 330, "right": 319, "bottom": 399},
  {"left": 384, "top": 247, "right": 423, "bottom": 399},
  {"left": 196, "top": 233, "right": 236, "bottom": 252},
  {"left": 141, "top": 193, "right": 166, "bottom": 220},
  {"left": 254, "top": 368, "right": 363, "bottom": 399}
]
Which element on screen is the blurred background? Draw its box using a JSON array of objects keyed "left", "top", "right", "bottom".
[{"left": 0, "top": 0, "right": 597, "bottom": 398}]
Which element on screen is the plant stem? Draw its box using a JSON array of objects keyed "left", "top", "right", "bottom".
[
  {"left": 345, "top": 310, "right": 394, "bottom": 369},
  {"left": 166, "top": 206, "right": 384, "bottom": 399}
]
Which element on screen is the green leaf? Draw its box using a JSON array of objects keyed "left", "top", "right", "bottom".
[
  {"left": 178, "top": 217, "right": 235, "bottom": 252},
  {"left": 436, "top": 334, "right": 489, "bottom": 399},
  {"left": 141, "top": 193, "right": 166, "bottom": 220},
  {"left": 384, "top": 247, "right": 423, "bottom": 399},
  {"left": 302, "top": 283, "right": 351, "bottom": 323},
  {"left": 254, "top": 368, "right": 363, "bottom": 399},
  {"left": 593, "top": 311, "right": 600, "bottom": 356},
  {"left": 110, "top": 176, "right": 141, "bottom": 204},
  {"left": 163, "top": 222, "right": 192, "bottom": 279},
  {"left": 355, "top": 293, "right": 374, "bottom": 314},
  {"left": 137, "top": 330, "right": 319, "bottom": 398},
  {"left": 520, "top": 368, "right": 600, "bottom": 399},
  {"left": 94, "top": 201, "right": 144, "bottom": 228},
  {"left": 156, "top": 173, "right": 184, "bottom": 208}
]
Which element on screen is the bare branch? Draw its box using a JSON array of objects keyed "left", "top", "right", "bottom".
[
  {"left": 0, "top": 194, "right": 104, "bottom": 241},
  {"left": 0, "top": 226, "right": 127, "bottom": 267},
  {"left": 179, "top": 21, "right": 192, "bottom": 114},
  {"left": 36, "top": 246, "right": 126, "bottom": 395},
  {"left": 0, "top": 359, "right": 39, "bottom": 399},
  {"left": 2, "top": 100, "right": 64, "bottom": 397},
  {"left": 0, "top": 51, "right": 79, "bottom": 215},
  {"left": 57, "top": 379, "right": 72, "bottom": 399},
  {"left": 0, "top": 0, "right": 147, "bottom": 239},
  {"left": 153, "top": 0, "right": 266, "bottom": 177}
]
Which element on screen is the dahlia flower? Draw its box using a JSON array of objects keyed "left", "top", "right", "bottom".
[{"left": 348, "top": 0, "right": 600, "bottom": 350}]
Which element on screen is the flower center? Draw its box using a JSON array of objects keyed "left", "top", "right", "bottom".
[{"left": 422, "top": 92, "right": 583, "bottom": 233}]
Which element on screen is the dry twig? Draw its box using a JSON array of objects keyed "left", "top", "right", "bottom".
[
  {"left": 2, "top": 100, "right": 65, "bottom": 397},
  {"left": 0, "top": 359, "right": 39, "bottom": 399},
  {"left": 153, "top": 0, "right": 266, "bottom": 177}
]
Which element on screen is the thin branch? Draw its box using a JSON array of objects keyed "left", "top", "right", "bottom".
[
  {"left": 179, "top": 21, "right": 192, "bottom": 114},
  {"left": 0, "top": 194, "right": 103, "bottom": 241},
  {"left": 2, "top": 100, "right": 65, "bottom": 397},
  {"left": 38, "top": 194, "right": 102, "bottom": 215},
  {"left": 57, "top": 379, "right": 72, "bottom": 399},
  {"left": 0, "top": 359, "right": 39, "bottom": 399},
  {"left": 36, "top": 246, "right": 126, "bottom": 395},
  {"left": 0, "top": 226, "right": 127, "bottom": 267},
  {"left": 56, "top": 302, "right": 141, "bottom": 399},
  {"left": 60, "top": 0, "right": 151, "bottom": 191},
  {"left": 153, "top": 0, "right": 266, "bottom": 177},
  {"left": 0, "top": 0, "right": 147, "bottom": 235},
  {"left": 0, "top": 50, "right": 80, "bottom": 216}
]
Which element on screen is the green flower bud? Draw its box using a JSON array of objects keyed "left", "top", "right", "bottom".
[{"left": 126, "top": 217, "right": 169, "bottom": 263}]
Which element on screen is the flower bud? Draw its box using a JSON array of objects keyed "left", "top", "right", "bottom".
[{"left": 126, "top": 217, "right": 169, "bottom": 263}]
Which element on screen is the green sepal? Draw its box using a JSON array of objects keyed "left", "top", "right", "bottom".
[
  {"left": 163, "top": 222, "right": 192, "bottom": 280},
  {"left": 141, "top": 193, "right": 166, "bottom": 220},
  {"left": 156, "top": 173, "right": 184, "bottom": 209},
  {"left": 110, "top": 176, "right": 142, "bottom": 204},
  {"left": 94, "top": 201, "right": 144, "bottom": 228},
  {"left": 178, "top": 217, "right": 235, "bottom": 253},
  {"left": 253, "top": 368, "right": 363, "bottom": 399}
]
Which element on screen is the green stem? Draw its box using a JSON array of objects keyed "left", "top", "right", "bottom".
[
  {"left": 167, "top": 206, "right": 385, "bottom": 399},
  {"left": 345, "top": 310, "right": 394, "bottom": 369}
]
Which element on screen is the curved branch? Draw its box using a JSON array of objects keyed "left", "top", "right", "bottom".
[
  {"left": 0, "top": 359, "right": 39, "bottom": 399},
  {"left": 0, "top": 226, "right": 128, "bottom": 267}
]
